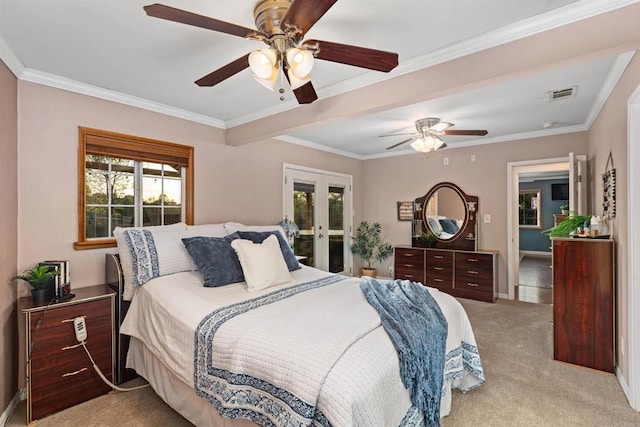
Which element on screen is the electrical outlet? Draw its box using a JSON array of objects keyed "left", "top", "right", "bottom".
[
  {"left": 388, "top": 266, "right": 393, "bottom": 277},
  {"left": 471, "top": 154, "right": 476, "bottom": 162},
  {"left": 443, "top": 157, "right": 449, "bottom": 166}
]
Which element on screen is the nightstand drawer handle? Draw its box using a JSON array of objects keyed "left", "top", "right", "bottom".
[
  {"left": 62, "top": 367, "right": 88, "bottom": 378},
  {"left": 468, "top": 270, "right": 479, "bottom": 275},
  {"left": 61, "top": 316, "right": 86, "bottom": 324},
  {"left": 434, "top": 255, "right": 444, "bottom": 259},
  {"left": 467, "top": 258, "right": 479, "bottom": 262},
  {"left": 403, "top": 264, "right": 414, "bottom": 268},
  {"left": 403, "top": 253, "right": 414, "bottom": 257},
  {"left": 61, "top": 343, "right": 83, "bottom": 351},
  {"left": 434, "top": 278, "right": 444, "bottom": 282},
  {"left": 467, "top": 283, "right": 479, "bottom": 287},
  {"left": 434, "top": 267, "right": 444, "bottom": 271},
  {"left": 404, "top": 274, "right": 414, "bottom": 278}
]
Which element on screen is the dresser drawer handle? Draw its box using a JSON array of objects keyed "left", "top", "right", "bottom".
[
  {"left": 434, "top": 267, "right": 444, "bottom": 271},
  {"left": 434, "top": 278, "right": 444, "bottom": 282},
  {"left": 434, "top": 255, "right": 444, "bottom": 259},
  {"left": 467, "top": 283, "right": 479, "bottom": 287},
  {"left": 62, "top": 367, "right": 88, "bottom": 378},
  {"left": 404, "top": 274, "right": 414, "bottom": 278},
  {"left": 403, "top": 264, "right": 414, "bottom": 268},
  {"left": 403, "top": 253, "right": 415, "bottom": 257},
  {"left": 61, "top": 343, "right": 83, "bottom": 351},
  {"left": 467, "top": 258, "right": 479, "bottom": 262},
  {"left": 468, "top": 270, "right": 479, "bottom": 275}
]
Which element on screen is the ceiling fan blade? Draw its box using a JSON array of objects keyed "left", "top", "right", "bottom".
[
  {"left": 195, "top": 54, "right": 250, "bottom": 87},
  {"left": 280, "top": 0, "right": 337, "bottom": 36},
  {"left": 292, "top": 81, "right": 318, "bottom": 104},
  {"left": 386, "top": 137, "right": 414, "bottom": 150},
  {"left": 443, "top": 129, "right": 488, "bottom": 136},
  {"left": 305, "top": 40, "right": 398, "bottom": 72},
  {"left": 144, "top": 4, "right": 263, "bottom": 39},
  {"left": 379, "top": 132, "right": 415, "bottom": 137},
  {"left": 438, "top": 143, "right": 448, "bottom": 149}
]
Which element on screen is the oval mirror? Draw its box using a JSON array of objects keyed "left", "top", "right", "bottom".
[{"left": 422, "top": 183, "right": 468, "bottom": 241}]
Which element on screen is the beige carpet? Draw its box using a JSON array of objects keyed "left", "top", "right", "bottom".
[{"left": 9, "top": 299, "right": 640, "bottom": 426}]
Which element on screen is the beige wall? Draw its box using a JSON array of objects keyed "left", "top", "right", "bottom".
[
  {"left": 587, "top": 51, "right": 640, "bottom": 381},
  {"left": 360, "top": 133, "right": 588, "bottom": 292},
  {"left": 16, "top": 82, "right": 362, "bottom": 294},
  {"left": 0, "top": 62, "right": 18, "bottom": 411}
]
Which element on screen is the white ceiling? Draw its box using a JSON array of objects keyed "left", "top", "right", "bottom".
[{"left": 1, "top": 0, "right": 638, "bottom": 158}]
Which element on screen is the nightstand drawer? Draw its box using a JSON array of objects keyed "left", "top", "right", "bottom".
[{"left": 21, "top": 286, "right": 115, "bottom": 423}]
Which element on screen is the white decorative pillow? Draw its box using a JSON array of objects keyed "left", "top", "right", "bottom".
[
  {"left": 186, "top": 223, "right": 228, "bottom": 237},
  {"left": 231, "top": 235, "right": 292, "bottom": 292},
  {"left": 223, "top": 222, "right": 287, "bottom": 240},
  {"left": 114, "top": 223, "right": 187, "bottom": 300}
]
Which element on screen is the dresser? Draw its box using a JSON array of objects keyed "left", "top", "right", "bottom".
[
  {"left": 20, "top": 285, "right": 115, "bottom": 422},
  {"left": 394, "top": 246, "right": 497, "bottom": 302},
  {"left": 552, "top": 238, "right": 615, "bottom": 372}
]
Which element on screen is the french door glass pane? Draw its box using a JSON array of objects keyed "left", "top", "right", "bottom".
[
  {"left": 293, "top": 182, "right": 316, "bottom": 267},
  {"left": 328, "top": 185, "right": 345, "bottom": 273}
]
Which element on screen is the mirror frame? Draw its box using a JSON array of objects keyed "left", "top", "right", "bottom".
[{"left": 412, "top": 182, "right": 478, "bottom": 251}]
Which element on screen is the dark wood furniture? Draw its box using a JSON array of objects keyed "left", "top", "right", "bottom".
[
  {"left": 394, "top": 246, "right": 497, "bottom": 302},
  {"left": 553, "top": 214, "right": 568, "bottom": 226},
  {"left": 20, "top": 285, "right": 115, "bottom": 423},
  {"left": 552, "top": 238, "right": 615, "bottom": 372}
]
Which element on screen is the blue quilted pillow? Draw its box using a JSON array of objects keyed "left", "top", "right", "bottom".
[
  {"left": 182, "top": 232, "right": 245, "bottom": 287},
  {"left": 439, "top": 218, "right": 459, "bottom": 235},
  {"left": 236, "top": 231, "right": 301, "bottom": 271}
]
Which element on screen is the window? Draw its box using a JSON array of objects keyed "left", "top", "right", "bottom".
[
  {"left": 74, "top": 127, "right": 194, "bottom": 250},
  {"left": 519, "top": 189, "right": 541, "bottom": 228}
]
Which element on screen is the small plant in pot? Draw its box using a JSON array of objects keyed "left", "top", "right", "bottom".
[
  {"left": 560, "top": 204, "right": 569, "bottom": 215},
  {"left": 13, "top": 265, "right": 57, "bottom": 303},
  {"left": 350, "top": 221, "right": 393, "bottom": 278},
  {"left": 416, "top": 230, "right": 439, "bottom": 248}
]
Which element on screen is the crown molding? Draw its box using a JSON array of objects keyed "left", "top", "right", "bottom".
[
  {"left": 0, "top": 35, "right": 25, "bottom": 78},
  {"left": 275, "top": 135, "right": 366, "bottom": 160},
  {"left": 19, "top": 69, "right": 224, "bottom": 128}
]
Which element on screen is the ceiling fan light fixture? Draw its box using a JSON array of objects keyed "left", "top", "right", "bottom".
[
  {"left": 249, "top": 48, "right": 278, "bottom": 79},
  {"left": 430, "top": 121, "right": 453, "bottom": 132},
  {"left": 286, "top": 48, "right": 314, "bottom": 78},
  {"left": 410, "top": 134, "right": 445, "bottom": 153},
  {"left": 287, "top": 69, "right": 311, "bottom": 90},
  {"left": 252, "top": 72, "right": 278, "bottom": 91}
]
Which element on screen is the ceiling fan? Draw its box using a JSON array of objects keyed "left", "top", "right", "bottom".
[
  {"left": 381, "top": 117, "right": 488, "bottom": 152},
  {"left": 143, "top": 0, "right": 399, "bottom": 104}
]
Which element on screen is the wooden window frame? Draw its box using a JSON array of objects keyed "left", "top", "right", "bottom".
[
  {"left": 518, "top": 189, "right": 541, "bottom": 229},
  {"left": 74, "top": 127, "right": 194, "bottom": 250}
]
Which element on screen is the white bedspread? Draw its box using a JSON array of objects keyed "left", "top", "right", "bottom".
[{"left": 121, "top": 266, "right": 484, "bottom": 426}]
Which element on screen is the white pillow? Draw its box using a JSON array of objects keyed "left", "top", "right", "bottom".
[
  {"left": 186, "top": 223, "right": 228, "bottom": 237},
  {"left": 114, "top": 222, "right": 187, "bottom": 300},
  {"left": 231, "top": 235, "right": 292, "bottom": 292}
]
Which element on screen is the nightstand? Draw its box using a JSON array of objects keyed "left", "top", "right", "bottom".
[{"left": 19, "top": 285, "right": 115, "bottom": 423}]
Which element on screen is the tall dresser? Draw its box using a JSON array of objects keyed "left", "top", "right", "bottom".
[
  {"left": 552, "top": 238, "right": 615, "bottom": 372},
  {"left": 394, "top": 246, "right": 498, "bottom": 302}
]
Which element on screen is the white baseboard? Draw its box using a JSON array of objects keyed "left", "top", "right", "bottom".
[
  {"left": 497, "top": 292, "right": 510, "bottom": 300},
  {"left": 616, "top": 367, "right": 638, "bottom": 411},
  {"left": 0, "top": 388, "right": 24, "bottom": 426}
]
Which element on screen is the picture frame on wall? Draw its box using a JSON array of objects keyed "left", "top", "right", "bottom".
[{"left": 397, "top": 201, "right": 414, "bottom": 221}]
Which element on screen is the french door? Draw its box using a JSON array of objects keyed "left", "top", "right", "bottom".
[{"left": 283, "top": 165, "right": 352, "bottom": 275}]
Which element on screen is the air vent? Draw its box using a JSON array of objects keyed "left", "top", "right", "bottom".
[{"left": 549, "top": 86, "right": 577, "bottom": 101}]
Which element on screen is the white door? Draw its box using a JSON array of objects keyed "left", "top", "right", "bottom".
[
  {"left": 284, "top": 165, "right": 352, "bottom": 274},
  {"left": 569, "top": 152, "right": 588, "bottom": 215}
]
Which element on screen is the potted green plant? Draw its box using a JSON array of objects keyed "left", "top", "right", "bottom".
[
  {"left": 13, "top": 265, "right": 58, "bottom": 302},
  {"left": 542, "top": 214, "right": 591, "bottom": 237},
  {"left": 416, "top": 230, "right": 439, "bottom": 248},
  {"left": 350, "top": 221, "right": 393, "bottom": 277},
  {"left": 559, "top": 204, "right": 569, "bottom": 215}
]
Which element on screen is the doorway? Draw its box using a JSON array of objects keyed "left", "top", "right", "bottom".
[
  {"left": 283, "top": 164, "right": 353, "bottom": 275},
  {"left": 507, "top": 154, "right": 585, "bottom": 302}
]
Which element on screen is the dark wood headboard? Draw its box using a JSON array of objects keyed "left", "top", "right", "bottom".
[{"left": 105, "top": 254, "right": 137, "bottom": 384}]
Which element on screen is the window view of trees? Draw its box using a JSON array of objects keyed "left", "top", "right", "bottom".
[{"left": 85, "top": 155, "right": 182, "bottom": 238}]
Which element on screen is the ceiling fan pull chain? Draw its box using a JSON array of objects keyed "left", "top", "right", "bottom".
[{"left": 279, "top": 55, "right": 286, "bottom": 101}]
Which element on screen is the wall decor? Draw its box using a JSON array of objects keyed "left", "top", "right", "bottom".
[
  {"left": 397, "top": 201, "right": 414, "bottom": 221},
  {"left": 602, "top": 151, "right": 616, "bottom": 219}
]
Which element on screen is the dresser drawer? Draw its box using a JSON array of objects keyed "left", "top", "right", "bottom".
[
  {"left": 454, "top": 252, "right": 495, "bottom": 293},
  {"left": 394, "top": 248, "right": 424, "bottom": 281}
]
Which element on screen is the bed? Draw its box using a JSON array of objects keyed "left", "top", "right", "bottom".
[{"left": 111, "top": 222, "right": 484, "bottom": 426}]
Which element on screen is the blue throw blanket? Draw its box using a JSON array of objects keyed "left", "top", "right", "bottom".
[{"left": 360, "top": 278, "right": 448, "bottom": 427}]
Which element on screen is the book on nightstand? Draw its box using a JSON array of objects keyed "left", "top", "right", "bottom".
[{"left": 38, "top": 260, "right": 73, "bottom": 301}]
